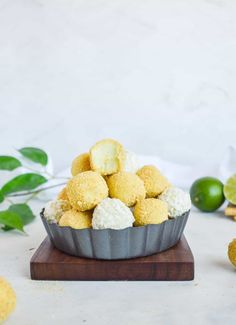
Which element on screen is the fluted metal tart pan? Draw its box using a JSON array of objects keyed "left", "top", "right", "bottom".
[{"left": 40, "top": 210, "right": 190, "bottom": 260}]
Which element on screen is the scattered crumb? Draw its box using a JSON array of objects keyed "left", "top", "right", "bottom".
[{"left": 30, "top": 281, "right": 64, "bottom": 293}]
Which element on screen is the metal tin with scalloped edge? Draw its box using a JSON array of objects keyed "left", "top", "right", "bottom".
[{"left": 40, "top": 210, "right": 190, "bottom": 260}]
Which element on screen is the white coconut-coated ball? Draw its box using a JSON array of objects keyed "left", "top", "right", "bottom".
[{"left": 92, "top": 198, "right": 135, "bottom": 230}]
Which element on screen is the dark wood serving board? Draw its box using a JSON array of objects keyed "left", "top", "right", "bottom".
[{"left": 30, "top": 235, "right": 194, "bottom": 281}]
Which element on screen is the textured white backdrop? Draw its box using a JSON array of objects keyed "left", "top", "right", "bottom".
[{"left": 0, "top": 0, "right": 236, "bottom": 171}]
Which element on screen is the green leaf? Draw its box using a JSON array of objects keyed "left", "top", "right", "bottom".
[
  {"left": 18, "top": 147, "right": 48, "bottom": 166},
  {"left": 2, "top": 225, "right": 13, "bottom": 231},
  {"left": 0, "top": 156, "right": 22, "bottom": 170},
  {"left": 0, "top": 210, "right": 24, "bottom": 232},
  {"left": 9, "top": 204, "right": 35, "bottom": 225},
  {"left": 1, "top": 173, "right": 47, "bottom": 195},
  {"left": 0, "top": 190, "right": 4, "bottom": 203},
  {"left": 3, "top": 204, "right": 36, "bottom": 231}
]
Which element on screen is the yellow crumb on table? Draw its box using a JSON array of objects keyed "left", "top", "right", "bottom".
[
  {"left": 224, "top": 204, "right": 236, "bottom": 221},
  {"left": 225, "top": 205, "right": 236, "bottom": 216}
]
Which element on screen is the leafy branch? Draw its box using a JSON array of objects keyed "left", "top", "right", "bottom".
[
  {"left": 6, "top": 182, "right": 67, "bottom": 197},
  {"left": 0, "top": 147, "right": 69, "bottom": 233}
]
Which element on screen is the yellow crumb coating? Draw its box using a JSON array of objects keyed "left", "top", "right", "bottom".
[
  {"left": 90, "top": 139, "right": 125, "bottom": 176},
  {"left": 66, "top": 171, "right": 108, "bottom": 211},
  {"left": 71, "top": 153, "right": 91, "bottom": 176},
  {"left": 228, "top": 238, "right": 236, "bottom": 267},
  {"left": 0, "top": 277, "right": 16, "bottom": 323},
  {"left": 107, "top": 171, "right": 146, "bottom": 207},
  {"left": 133, "top": 198, "right": 168, "bottom": 226},
  {"left": 137, "top": 165, "right": 171, "bottom": 198},
  {"left": 59, "top": 209, "right": 92, "bottom": 229},
  {"left": 57, "top": 187, "right": 69, "bottom": 201}
]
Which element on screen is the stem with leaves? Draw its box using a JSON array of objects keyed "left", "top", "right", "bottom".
[
  {"left": 0, "top": 147, "right": 69, "bottom": 233},
  {"left": 8, "top": 182, "right": 68, "bottom": 198}
]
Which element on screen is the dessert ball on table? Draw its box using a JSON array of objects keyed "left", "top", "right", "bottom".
[
  {"left": 71, "top": 153, "right": 91, "bottom": 176},
  {"left": 134, "top": 198, "right": 168, "bottom": 226},
  {"left": 228, "top": 239, "right": 236, "bottom": 267},
  {"left": 137, "top": 165, "right": 170, "bottom": 198},
  {"left": 124, "top": 150, "right": 139, "bottom": 173},
  {"left": 92, "top": 198, "right": 134, "bottom": 230},
  {"left": 107, "top": 171, "right": 146, "bottom": 207},
  {"left": 159, "top": 187, "right": 191, "bottom": 218},
  {"left": 59, "top": 209, "right": 92, "bottom": 229},
  {"left": 0, "top": 277, "right": 16, "bottom": 323},
  {"left": 44, "top": 199, "right": 71, "bottom": 223},
  {"left": 66, "top": 171, "right": 108, "bottom": 211},
  {"left": 90, "top": 139, "right": 125, "bottom": 176}
]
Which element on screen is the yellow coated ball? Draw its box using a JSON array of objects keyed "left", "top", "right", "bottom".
[
  {"left": 134, "top": 198, "right": 168, "bottom": 226},
  {"left": 90, "top": 139, "right": 125, "bottom": 176},
  {"left": 107, "top": 171, "right": 146, "bottom": 207},
  {"left": 137, "top": 165, "right": 171, "bottom": 198},
  {"left": 71, "top": 153, "right": 91, "bottom": 176},
  {"left": 0, "top": 277, "right": 16, "bottom": 323},
  {"left": 57, "top": 187, "right": 69, "bottom": 202},
  {"left": 228, "top": 238, "right": 236, "bottom": 267},
  {"left": 59, "top": 209, "right": 92, "bottom": 229},
  {"left": 66, "top": 171, "right": 108, "bottom": 211}
]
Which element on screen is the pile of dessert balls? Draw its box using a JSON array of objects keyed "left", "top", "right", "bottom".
[{"left": 44, "top": 139, "right": 191, "bottom": 230}]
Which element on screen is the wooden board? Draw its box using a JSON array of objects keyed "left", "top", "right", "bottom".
[{"left": 30, "top": 236, "right": 194, "bottom": 281}]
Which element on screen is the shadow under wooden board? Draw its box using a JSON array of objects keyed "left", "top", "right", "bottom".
[{"left": 30, "top": 235, "right": 194, "bottom": 281}]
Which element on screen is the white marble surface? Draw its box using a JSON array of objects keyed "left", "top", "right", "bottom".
[
  {"left": 1, "top": 0, "right": 236, "bottom": 324},
  {"left": 1, "top": 205, "right": 236, "bottom": 325}
]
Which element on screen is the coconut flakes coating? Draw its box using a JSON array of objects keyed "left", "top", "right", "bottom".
[
  {"left": 137, "top": 165, "right": 170, "bottom": 198},
  {"left": 66, "top": 171, "right": 108, "bottom": 211},
  {"left": 134, "top": 198, "right": 168, "bottom": 226},
  {"left": 90, "top": 139, "right": 125, "bottom": 176},
  {"left": 59, "top": 209, "right": 92, "bottom": 229},
  {"left": 107, "top": 171, "right": 146, "bottom": 207},
  {"left": 159, "top": 187, "right": 191, "bottom": 218},
  {"left": 71, "top": 153, "right": 91, "bottom": 176},
  {"left": 44, "top": 199, "right": 71, "bottom": 223},
  {"left": 124, "top": 150, "right": 139, "bottom": 173},
  {"left": 0, "top": 277, "right": 16, "bottom": 323},
  {"left": 92, "top": 198, "right": 134, "bottom": 230}
]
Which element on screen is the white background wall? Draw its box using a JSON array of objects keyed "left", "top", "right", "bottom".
[
  {"left": 0, "top": 0, "right": 236, "bottom": 172},
  {"left": 1, "top": 3, "right": 236, "bottom": 324}
]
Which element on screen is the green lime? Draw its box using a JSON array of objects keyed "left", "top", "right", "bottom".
[
  {"left": 190, "top": 177, "right": 225, "bottom": 212},
  {"left": 224, "top": 174, "right": 236, "bottom": 204}
]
